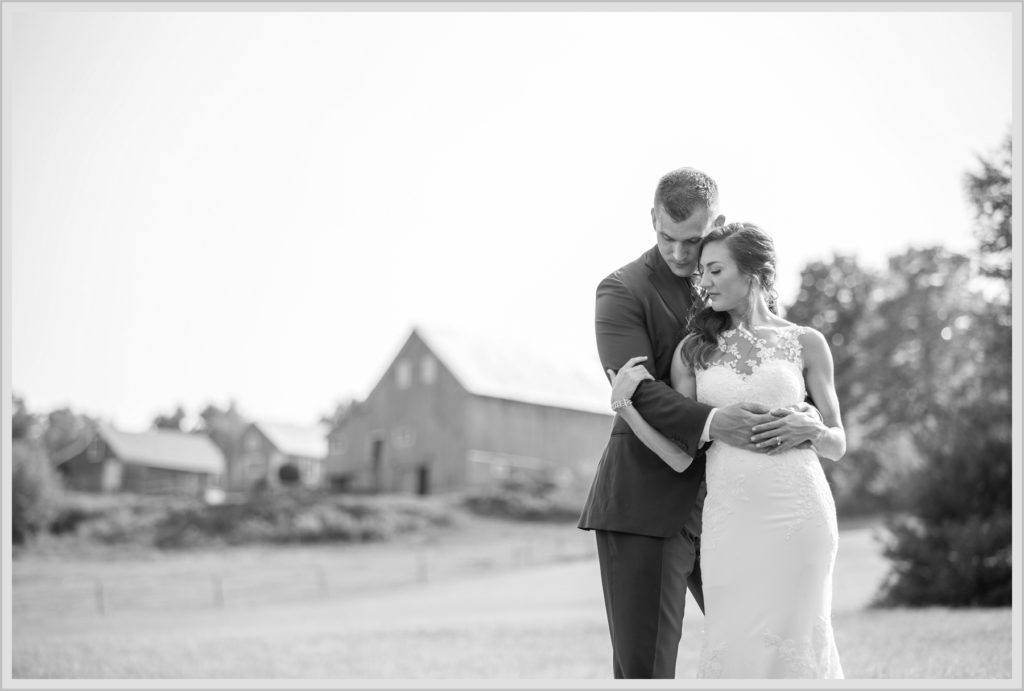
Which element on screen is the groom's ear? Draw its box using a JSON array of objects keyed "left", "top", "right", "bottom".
[
  {"left": 713, "top": 214, "right": 726, "bottom": 228},
  {"left": 650, "top": 207, "right": 657, "bottom": 229}
]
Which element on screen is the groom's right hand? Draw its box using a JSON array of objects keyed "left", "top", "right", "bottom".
[{"left": 709, "top": 402, "right": 773, "bottom": 451}]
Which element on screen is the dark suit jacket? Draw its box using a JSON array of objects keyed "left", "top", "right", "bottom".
[{"left": 578, "top": 245, "right": 713, "bottom": 538}]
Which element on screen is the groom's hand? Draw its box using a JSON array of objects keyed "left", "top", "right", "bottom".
[{"left": 709, "top": 402, "right": 773, "bottom": 451}]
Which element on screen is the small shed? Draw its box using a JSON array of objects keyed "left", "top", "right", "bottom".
[
  {"left": 325, "top": 325, "right": 614, "bottom": 495},
  {"left": 235, "top": 420, "right": 329, "bottom": 490},
  {"left": 56, "top": 424, "right": 225, "bottom": 496}
]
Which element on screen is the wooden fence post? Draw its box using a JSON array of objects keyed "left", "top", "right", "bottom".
[
  {"left": 94, "top": 579, "right": 105, "bottom": 615},
  {"left": 417, "top": 550, "right": 428, "bottom": 583},
  {"left": 315, "top": 565, "right": 329, "bottom": 599},
  {"left": 212, "top": 575, "right": 224, "bottom": 609}
]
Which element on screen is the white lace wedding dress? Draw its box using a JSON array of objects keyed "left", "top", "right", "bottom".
[{"left": 695, "top": 324, "right": 843, "bottom": 679}]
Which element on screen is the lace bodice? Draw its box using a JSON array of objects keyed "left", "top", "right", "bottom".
[{"left": 695, "top": 324, "right": 809, "bottom": 410}]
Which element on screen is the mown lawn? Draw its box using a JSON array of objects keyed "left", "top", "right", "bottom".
[
  {"left": 12, "top": 605, "right": 1013, "bottom": 679},
  {"left": 11, "top": 517, "right": 1015, "bottom": 680}
]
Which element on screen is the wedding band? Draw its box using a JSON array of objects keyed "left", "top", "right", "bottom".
[{"left": 776, "top": 438, "right": 782, "bottom": 446}]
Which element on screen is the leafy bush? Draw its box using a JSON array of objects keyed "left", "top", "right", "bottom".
[
  {"left": 11, "top": 441, "right": 62, "bottom": 544},
  {"left": 461, "top": 476, "right": 584, "bottom": 522},
  {"left": 52, "top": 492, "right": 202, "bottom": 545},
  {"left": 151, "top": 489, "right": 458, "bottom": 548},
  {"left": 278, "top": 463, "right": 301, "bottom": 485},
  {"left": 876, "top": 513, "right": 1011, "bottom": 607},
  {"left": 35, "top": 489, "right": 459, "bottom": 550},
  {"left": 874, "top": 416, "right": 1011, "bottom": 607}
]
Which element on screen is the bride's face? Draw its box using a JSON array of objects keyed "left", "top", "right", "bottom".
[{"left": 698, "top": 241, "right": 752, "bottom": 313}]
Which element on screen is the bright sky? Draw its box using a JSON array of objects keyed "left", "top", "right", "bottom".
[{"left": 7, "top": 5, "right": 1014, "bottom": 431}]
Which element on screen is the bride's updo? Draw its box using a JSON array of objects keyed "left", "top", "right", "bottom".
[{"left": 680, "top": 222, "right": 780, "bottom": 369}]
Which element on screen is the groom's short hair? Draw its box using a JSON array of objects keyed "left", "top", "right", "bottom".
[{"left": 654, "top": 167, "right": 720, "bottom": 222}]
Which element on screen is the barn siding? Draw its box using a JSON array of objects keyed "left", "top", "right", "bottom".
[
  {"left": 465, "top": 396, "right": 612, "bottom": 484},
  {"left": 59, "top": 455, "right": 107, "bottom": 492},
  {"left": 121, "top": 464, "right": 207, "bottom": 496}
]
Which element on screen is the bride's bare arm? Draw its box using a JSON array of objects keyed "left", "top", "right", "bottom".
[
  {"left": 670, "top": 341, "right": 697, "bottom": 399},
  {"left": 801, "top": 330, "right": 846, "bottom": 460},
  {"left": 608, "top": 356, "right": 694, "bottom": 473}
]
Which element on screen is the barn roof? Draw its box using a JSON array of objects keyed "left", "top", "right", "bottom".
[
  {"left": 97, "top": 424, "right": 225, "bottom": 474},
  {"left": 252, "top": 420, "right": 329, "bottom": 459},
  {"left": 413, "top": 324, "right": 612, "bottom": 416}
]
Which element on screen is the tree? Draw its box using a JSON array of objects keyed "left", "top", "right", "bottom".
[
  {"left": 320, "top": 398, "right": 359, "bottom": 429},
  {"left": 873, "top": 140, "right": 1012, "bottom": 607},
  {"left": 964, "top": 132, "right": 1011, "bottom": 283},
  {"left": 11, "top": 397, "right": 62, "bottom": 544},
  {"left": 153, "top": 405, "right": 187, "bottom": 431},
  {"left": 783, "top": 256, "right": 894, "bottom": 515},
  {"left": 195, "top": 401, "right": 250, "bottom": 487},
  {"left": 856, "top": 247, "right": 980, "bottom": 442},
  {"left": 11, "top": 395, "right": 39, "bottom": 441},
  {"left": 42, "top": 407, "right": 95, "bottom": 464}
]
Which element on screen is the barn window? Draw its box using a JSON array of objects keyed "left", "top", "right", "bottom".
[
  {"left": 246, "top": 455, "right": 264, "bottom": 480},
  {"left": 245, "top": 433, "right": 261, "bottom": 451},
  {"left": 421, "top": 355, "right": 437, "bottom": 384},
  {"left": 392, "top": 427, "right": 416, "bottom": 448},
  {"left": 86, "top": 436, "right": 104, "bottom": 463},
  {"left": 396, "top": 359, "right": 412, "bottom": 389},
  {"left": 302, "top": 458, "right": 322, "bottom": 485}
]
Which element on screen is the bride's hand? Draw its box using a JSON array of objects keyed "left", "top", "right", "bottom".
[
  {"left": 750, "top": 408, "right": 825, "bottom": 455},
  {"left": 606, "top": 356, "right": 655, "bottom": 408}
]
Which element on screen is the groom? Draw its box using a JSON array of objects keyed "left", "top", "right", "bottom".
[{"left": 578, "top": 167, "right": 786, "bottom": 679}]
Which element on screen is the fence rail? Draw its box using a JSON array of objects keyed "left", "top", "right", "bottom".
[{"left": 12, "top": 531, "right": 599, "bottom": 616}]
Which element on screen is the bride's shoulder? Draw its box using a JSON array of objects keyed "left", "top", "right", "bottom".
[
  {"left": 788, "top": 323, "right": 832, "bottom": 359},
  {"left": 767, "top": 320, "right": 828, "bottom": 350}
]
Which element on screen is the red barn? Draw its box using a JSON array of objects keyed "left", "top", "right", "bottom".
[{"left": 325, "top": 325, "right": 614, "bottom": 495}]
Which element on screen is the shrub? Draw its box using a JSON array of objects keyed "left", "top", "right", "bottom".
[
  {"left": 874, "top": 407, "right": 1011, "bottom": 607},
  {"left": 876, "top": 513, "right": 1011, "bottom": 607},
  {"left": 26, "top": 487, "right": 459, "bottom": 551},
  {"left": 11, "top": 441, "right": 62, "bottom": 543},
  {"left": 152, "top": 489, "right": 458, "bottom": 548},
  {"left": 461, "top": 476, "right": 584, "bottom": 522},
  {"left": 278, "top": 463, "right": 301, "bottom": 485},
  {"left": 56, "top": 492, "right": 202, "bottom": 545}
]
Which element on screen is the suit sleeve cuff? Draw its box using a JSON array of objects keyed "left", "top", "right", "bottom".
[{"left": 700, "top": 408, "right": 717, "bottom": 445}]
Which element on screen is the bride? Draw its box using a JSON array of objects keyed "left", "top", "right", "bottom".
[{"left": 609, "top": 222, "right": 846, "bottom": 679}]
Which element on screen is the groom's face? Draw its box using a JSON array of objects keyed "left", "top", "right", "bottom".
[{"left": 652, "top": 204, "right": 718, "bottom": 278}]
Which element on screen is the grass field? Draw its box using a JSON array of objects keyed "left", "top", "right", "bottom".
[{"left": 10, "top": 517, "right": 1015, "bottom": 680}]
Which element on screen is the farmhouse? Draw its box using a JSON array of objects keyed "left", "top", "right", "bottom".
[
  {"left": 55, "top": 423, "right": 225, "bottom": 496},
  {"left": 324, "top": 325, "right": 614, "bottom": 495},
  {"left": 234, "top": 419, "right": 329, "bottom": 491}
]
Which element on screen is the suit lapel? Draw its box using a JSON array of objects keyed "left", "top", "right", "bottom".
[{"left": 645, "top": 246, "right": 695, "bottom": 327}]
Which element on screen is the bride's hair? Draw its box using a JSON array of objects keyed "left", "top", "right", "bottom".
[{"left": 679, "top": 222, "right": 780, "bottom": 369}]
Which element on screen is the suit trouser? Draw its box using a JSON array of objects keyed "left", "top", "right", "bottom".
[{"left": 594, "top": 486, "right": 705, "bottom": 679}]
